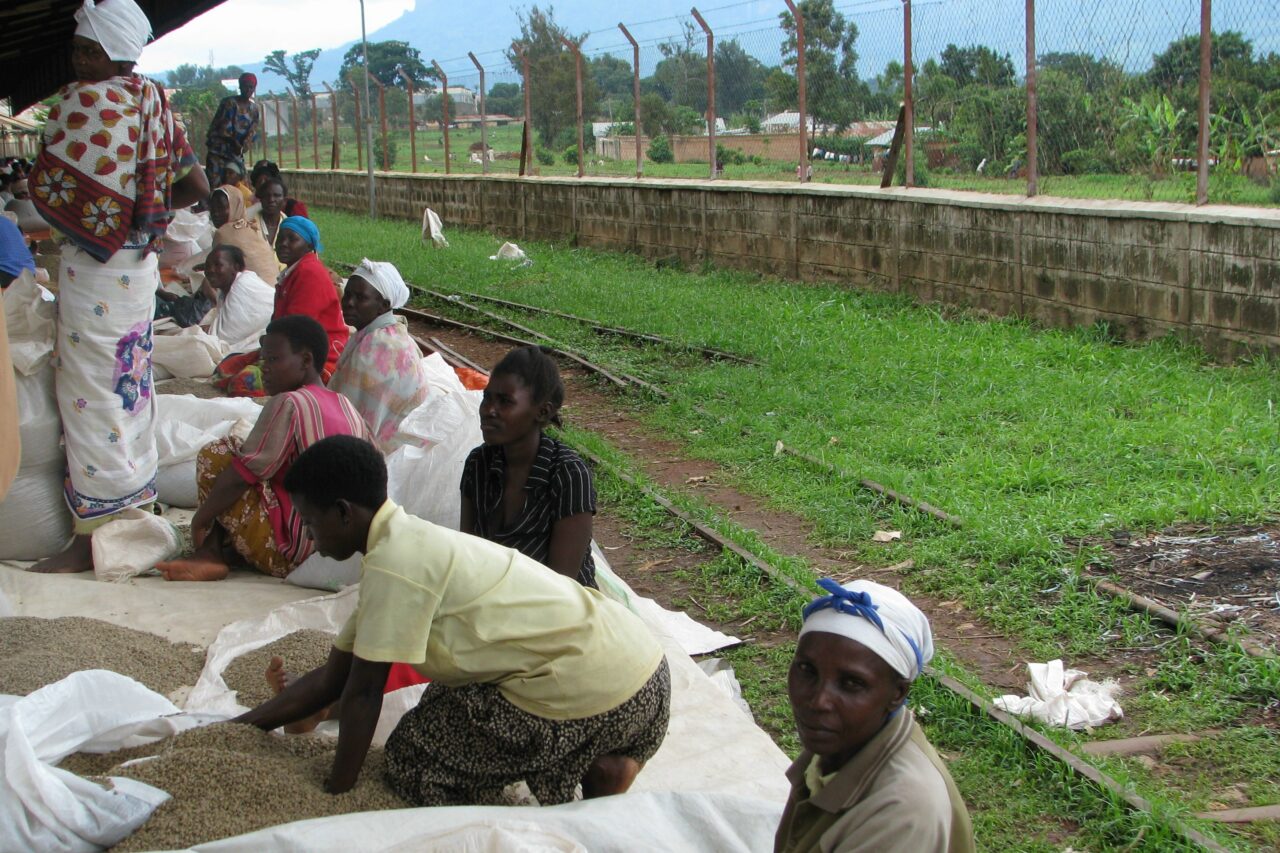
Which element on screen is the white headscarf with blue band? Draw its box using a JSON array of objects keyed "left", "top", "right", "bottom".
[{"left": 799, "top": 578, "right": 934, "bottom": 682}]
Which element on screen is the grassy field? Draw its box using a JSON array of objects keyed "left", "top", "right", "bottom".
[
  {"left": 315, "top": 208, "right": 1280, "bottom": 850},
  {"left": 266, "top": 123, "right": 1280, "bottom": 206}
]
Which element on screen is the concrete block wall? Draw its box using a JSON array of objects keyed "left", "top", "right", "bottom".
[{"left": 285, "top": 169, "right": 1280, "bottom": 360}]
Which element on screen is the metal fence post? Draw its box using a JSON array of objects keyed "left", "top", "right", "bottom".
[
  {"left": 515, "top": 42, "right": 532, "bottom": 176},
  {"left": 323, "top": 83, "right": 339, "bottom": 169},
  {"left": 366, "top": 75, "right": 389, "bottom": 171},
  {"left": 290, "top": 94, "right": 301, "bottom": 170},
  {"left": 310, "top": 92, "right": 319, "bottom": 168},
  {"left": 558, "top": 36, "right": 586, "bottom": 178},
  {"left": 618, "top": 23, "right": 643, "bottom": 178},
  {"left": 469, "top": 52, "right": 488, "bottom": 175},
  {"left": 784, "top": 0, "right": 808, "bottom": 182},
  {"left": 432, "top": 61, "right": 451, "bottom": 175},
  {"left": 259, "top": 101, "right": 268, "bottom": 162},
  {"left": 1026, "top": 0, "right": 1037, "bottom": 196},
  {"left": 348, "top": 74, "right": 365, "bottom": 172},
  {"left": 273, "top": 97, "right": 285, "bottom": 165},
  {"left": 903, "top": 0, "right": 914, "bottom": 188},
  {"left": 691, "top": 8, "right": 716, "bottom": 180},
  {"left": 1196, "top": 0, "right": 1211, "bottom": 205},
  {"left": 398, "top": 70, "right": 417, "bottom": 173}
]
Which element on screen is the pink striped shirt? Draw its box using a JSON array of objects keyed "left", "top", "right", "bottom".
[{"left": 232, "top": 384, "right": 374, "bottom": 563}]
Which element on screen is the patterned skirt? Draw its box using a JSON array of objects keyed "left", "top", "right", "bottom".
[
  {"left": 196, "top": 438, "right": 292, "bottom": 578},
  {"left": 384, "top": 657, "right": 671, "bottom": 807}
]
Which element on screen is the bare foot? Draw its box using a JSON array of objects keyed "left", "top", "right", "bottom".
[
  {"left": 30, "top": 535, "right": 94, "bottom": 573},
  {"left": 581, "top": 755, "right": 642, "bottom": 798},
  {"left": 267, "top": 655, "right": 331, "bottom": 734},
  {"left": 157, "top": 556, "right": 230, "bottom": 582}
]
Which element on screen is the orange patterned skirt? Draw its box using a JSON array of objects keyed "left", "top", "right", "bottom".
[{"left": 196, "top": 438, "right": 293, "bottom": 578}]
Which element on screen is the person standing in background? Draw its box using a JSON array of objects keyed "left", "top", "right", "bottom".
[{"left": 206, "top": 73, "right": 259, "bottom": 181}]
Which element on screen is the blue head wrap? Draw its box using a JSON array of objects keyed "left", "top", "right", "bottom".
[{"left": 279, "top": 216, "right": 322, "bottom": 253}]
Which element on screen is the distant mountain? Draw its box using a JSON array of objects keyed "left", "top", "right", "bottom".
[{"left": 235, "top": 0, "right": 1280, "bottom": 96}]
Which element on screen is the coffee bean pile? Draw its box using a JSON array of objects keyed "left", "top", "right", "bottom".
[
  {"left": 0, "top": 617, "right": 203, "bottom": 697},
  {"left": 221, "top": 629, "right": 334, "bottom": 709},
  {"left": 92, "top": 723, "right": 406, "bottom": 850}
]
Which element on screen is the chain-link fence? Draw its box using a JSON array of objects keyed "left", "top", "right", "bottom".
[{"left": 234, "top": 0, "right": 1280, "bottom": 206}]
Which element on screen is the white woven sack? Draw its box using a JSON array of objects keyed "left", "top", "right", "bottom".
[{"left": 91, "top": 508, "right": 181, "bottom": 582}]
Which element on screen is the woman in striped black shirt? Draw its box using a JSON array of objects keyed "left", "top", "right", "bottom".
[{"left": 460, "top": 345, "right": 598, "bottom": 588}]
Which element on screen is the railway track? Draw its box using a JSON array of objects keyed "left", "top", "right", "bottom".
[{"left": 399, "top": 309, "right": 1271, "bottom": 851}]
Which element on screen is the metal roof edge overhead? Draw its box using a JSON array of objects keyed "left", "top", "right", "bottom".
[{"left": 0, "top": 0, "right": 228, "bottom": 111}]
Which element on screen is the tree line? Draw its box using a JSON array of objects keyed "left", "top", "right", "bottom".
[{"left": 165, "top": 0, "right": 1280, "bottom": 178}]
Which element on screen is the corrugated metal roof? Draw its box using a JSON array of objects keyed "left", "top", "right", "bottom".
[{"left": 0, "top": 0, "right": 227, "bottom": 111}]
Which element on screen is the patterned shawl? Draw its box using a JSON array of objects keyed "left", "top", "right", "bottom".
[{"left": 31, "top": 75, "right": 195, "bottom": 263}]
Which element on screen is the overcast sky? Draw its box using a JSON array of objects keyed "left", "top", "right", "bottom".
[{"left": 134, "top": 0, "right": 415, "bottom": 76}]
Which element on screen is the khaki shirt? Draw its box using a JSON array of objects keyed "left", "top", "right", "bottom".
[
  {"left": 335, "top": 500, "right": 664, "bottom": 720},
  {"left": 774, "top": 709, "right": 975, "bottom": 853}
]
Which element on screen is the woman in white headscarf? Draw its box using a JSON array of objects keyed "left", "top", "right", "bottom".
[
  {"left": 28, "top": 0, "right": 208, "bottom": 572},
  {"left": 775, "top": 579, "right": 974, "bottom": 853},
  {"left": 327, "top": 259, "right": 427, "bottom": 449}
]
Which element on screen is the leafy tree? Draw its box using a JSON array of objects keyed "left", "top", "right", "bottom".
[
  {"left": 1148, "top": 31, "right": 1254, "bottom": 91},
  {"left": 938, "top": 44, "right": 1016, "bottom": 89},
  {"left": 487, "top": 82, "right": 523, "bottom": 117},
  {"left": 338, "top": 41, "right": 433, "bottom": 91},
  {"left": 167, "top": 64, "right": 243, "bottom": 89},
  {"left": 652, "top": 23, "right": 707, "bottom": 113},
  {"left": 779, "top": 0, "right": 864, "bottom": 131},
  {"left": 506, "top": 6, "right": 597, "bottom": 146},
  {"left": 913, "top": 59, "right": 960, "bottom": 128},
  {"left": 647, "top": 134, "right": 673, "bottom": 163},
  {"left": 763, "top": 67, "right": 798, "bottom": 113},
  {"left": 715, "top": 40, "right": 767, "bottom": 117},
  {"left": 263, "top": 49, "right": 321, "bottom": 98},
  {"left": 422, "top": 93, "right": 456, "bottom": 131},
  {"left": 1038, "top": 52, "right": 1123, "bottom": 95},
  {"left": 638, "top": 93, "right": 671, "bottom": 137}
]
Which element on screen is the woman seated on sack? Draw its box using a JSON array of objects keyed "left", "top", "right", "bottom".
[
  {"left": 327, "top": 259, "right": 428, "bottom": 449},
  {"left": 775, "top": 579, "right": 974, "bottom": 853},
  {"left": 213, "top": 216, "right": 347, "bottom": 396},
  {"left": 157, "top": 315, "right": 374, "bottom": 582},
  {"left": 237, "top": 435, "right": 670, "bottom": 805},
  {"left": 208, "top": 185, "right": 279, "bottom": 283},
  {"left": 202, "top": 244, "right": 274, "bottom": 353},
  {"left": 460, "top": 345, "right": 597, "bottom": 588}
]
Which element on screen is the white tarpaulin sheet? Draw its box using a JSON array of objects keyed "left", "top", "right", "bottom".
[
  {"left": 163, "top": 790, "right": 782, "bottom": 853},
  {"left": 1, "top": 561, "right": 790, "bottom": 851}
]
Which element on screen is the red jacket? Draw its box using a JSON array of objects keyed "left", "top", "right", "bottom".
[{"left": 274, "top": 251, "right": 348, "bottom": 377}]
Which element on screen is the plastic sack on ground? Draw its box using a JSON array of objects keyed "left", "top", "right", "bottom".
[
  {"left": 0, "top": 669, "right": 205, "bottom": 853},
  {"left": 154, "top": 395, "right": 261, "bottom": 507},
  {"left": 285, "top": 553, "right": 362, "bottom": 592},
  {"left": 384, "top": 353, "right": 483, "bottom": 529},
  {"left": 420, "top": 207, "right": 449, "bottom": 248},
  {"left": 92, "top": 508, "right": 181, "bottom": 582},
  {"left": 159, "top": 208, "right": 213, "bottom": 270},
  {"left": 0, "top": 277, "right": 70, "bottom": 559},
  {"left": 4, "top": 271, "right": 57, "bottom": 374},
  {"left": 489, "top": 242, "right": 528, "bottom": 263},
  {"left": 993, "top": 659, "right": 1123, "bottom": 730},
  {"left": 152, "top": 326, "right": 225, "bottom": 380}
]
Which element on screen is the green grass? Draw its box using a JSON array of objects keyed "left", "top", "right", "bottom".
[
  {"left": 315, "top": 207, "right": 1279, "bottom": 849},
  {"left": 571, "top": 430, "right": 1243, "bottom": 851},
  {"left": 272, "top": 122, "right": 1278, "bottom": 206}
]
